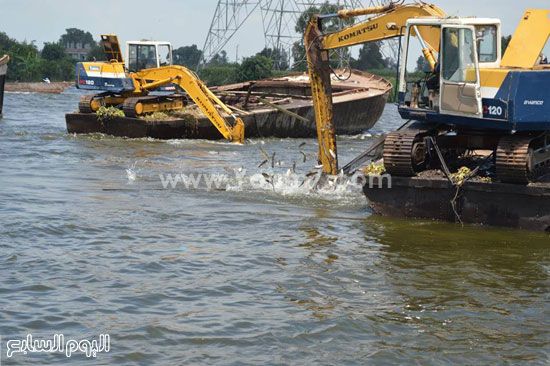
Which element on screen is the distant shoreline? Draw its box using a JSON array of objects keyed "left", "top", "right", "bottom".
[{"left": 5, "top": 81, "right": 73, "bottom": 94}]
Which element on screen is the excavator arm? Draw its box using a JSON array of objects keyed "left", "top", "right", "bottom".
[
  {"left": 304, "top": 2, "right": 445, "bottom": 174},
  {"left": 131, "top": 65, "right": 245, "bottom": 143}
]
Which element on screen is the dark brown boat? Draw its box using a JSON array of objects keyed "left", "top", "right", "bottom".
[
  {"left": 0, "top": 55, "right": 8, "bottom": 118},
  {"left": 363, "top": 175, "right": 550, "bottom": 231},
  {"left": 66, "top": 69, "right": 392, "bottom": 139}
]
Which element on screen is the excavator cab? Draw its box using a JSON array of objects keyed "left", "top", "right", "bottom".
[
  {"left": 125, "top": 41, "right": 177, "bottom": 93},
  {"left": 125, "top": 41, "right": 173, "bottom": 72},
  {"left": 397, "top": 19, "right": 501, "bottom": 120}
]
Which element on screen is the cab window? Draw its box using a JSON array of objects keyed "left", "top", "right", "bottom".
[
  {"left": 476, "top": 25, "right": 497, "bottom": 62},
  {"left": 158, "top": 45, "right": 171, "bottom": 66},
  {"left": 128, "top": 45, "right": 157, "bottom": 72}
]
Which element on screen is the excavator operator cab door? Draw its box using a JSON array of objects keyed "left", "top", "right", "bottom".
[{"left": 439, "top": 25, "right": 483, "bottom": 117}]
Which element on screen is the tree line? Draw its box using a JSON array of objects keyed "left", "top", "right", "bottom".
[
  {"left": 0, "top": 10, "right": 516, "bottom": 86},
  {"left": 0, "top": 28, "right": 106, "bottom": 82},
  {"left": 0, "top": 3, "right": 397, "bottom": 85}
]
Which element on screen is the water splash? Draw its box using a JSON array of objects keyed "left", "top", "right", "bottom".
[
  {"left": 225, "top": 169, "right": 363, "bottom": 202},
  {"left": 126, "top": 161, "right": 142, "bottom": 183}
]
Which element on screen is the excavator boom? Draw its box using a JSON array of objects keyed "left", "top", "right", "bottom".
[
  {"left": 304, "top": 2, "right": 445, "bottom": 174},
  {"left": 132, "top": 66, "right": 245, "bottom": 143},
  {"left": 321, "top": 4, "right": 444, "bottom": 50}
]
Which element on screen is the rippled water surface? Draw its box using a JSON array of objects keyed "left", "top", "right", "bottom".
[{"left": 0, "top": 90, "right": 549, "bottom": 365}]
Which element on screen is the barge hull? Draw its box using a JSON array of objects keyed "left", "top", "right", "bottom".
[
  {"left": 363, "top": 177, "right": 550, "bottom": 231},
  {"left": 66, "top": 90, "right": 388, "bottom": 139},
  {"left": 66, "top": 113, "right": 215, "bottom": 139},
  {"left": 66, "top": 69, "right": 391, "bottom": 139}
]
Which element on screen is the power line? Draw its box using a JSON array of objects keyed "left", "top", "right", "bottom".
[{"left": 199, "top": 0, "right": 395, "bottom": 69}]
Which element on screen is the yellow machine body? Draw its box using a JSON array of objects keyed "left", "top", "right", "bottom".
[{"left": 76, "top": 35, "right": 244, "bottom": 143}]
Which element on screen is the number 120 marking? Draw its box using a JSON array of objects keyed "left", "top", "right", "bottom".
[{"left": 484, "top": 105, "right": 503, "bottom": 116}]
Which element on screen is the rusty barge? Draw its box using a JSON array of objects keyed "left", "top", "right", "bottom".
[
  {"left": 66, "top": 69, "right": 392, "bottom": 139},
  {"left": 363, "top": 175, "right": 550, "bottom": 231},
  {"left": 0, "top": 55, "right": 8, "bottom": 118}
]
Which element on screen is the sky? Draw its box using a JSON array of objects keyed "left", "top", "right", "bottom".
[{"left": 1, "top": 0, "right": 549, "bottom": 61}]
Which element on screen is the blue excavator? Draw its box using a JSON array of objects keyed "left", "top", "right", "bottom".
[{"left": 305, "top": 2, "right": 550, "bottom": 183}]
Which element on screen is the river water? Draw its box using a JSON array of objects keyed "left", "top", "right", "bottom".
[{"left": 0, "top": 89, "right": 549, "bottom": 365}]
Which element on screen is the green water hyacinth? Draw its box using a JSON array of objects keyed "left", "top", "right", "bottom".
[{"left": 96, "top": 106, "right": 124, "bottom": 121}]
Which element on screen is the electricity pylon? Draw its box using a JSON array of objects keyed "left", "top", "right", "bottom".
[{"left": 199, "top": 0, "right": 395, "bottom": 69}]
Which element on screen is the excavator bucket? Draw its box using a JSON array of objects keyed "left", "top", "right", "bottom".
[
  {"left": 501, "top": 9, "right": 550, "bottom": 68},
  {"left": 231, "top": 118, "right": 245, "bottom": 144},
  {"left": 100, "top": 34, "right": 124, "bottom": 63}
]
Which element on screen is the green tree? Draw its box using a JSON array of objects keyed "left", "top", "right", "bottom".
[
  {"left": 87, "top": 43, "right": 106, "bottom": 61},
  {"left": 352, "top": 42, "right": 386, "bottom": 71},
  {"left": 5, "top": 40, "right": 40, "bottom": 81},
  {"left": 501, "top": 35, "right": 512, "bottom": 57},
  {"left": 59, "top": 28, "right": 95, "bottom": 48},
  {"left": 292, "top": 2, "right": 355, "bottom": 71},
  {"left": 415, "top": 55, "right": 431, "bottom": 72},
  {"left": 40, "top": 42, "right": 75, "bottom": 80},
  {"left": 257, "top": 47, "right": 289, "bottom": 70},
  {"left": 0, "top": 32, "right": 17, "bottom": 54},
  {"left": 173, "top": 44, "right": 202, "bottom": 69},
  {"left": 294, "top": 2, "right": 353, "bottom": 36},
  {"left": 198, "top": 65, "right": 239, "bottom": 86},
  {"left": 385, "top": 57, "right": 397, "bottom": 70},
  {"left": 208, "top": 50, "right": 228, "bottom": 65},
  {"left": 235, "top": 55, "right": 273, "bottom": 82},
  {"left": 291, "top": 41, "right": 307, "bottom": 71},
  {"left": 0, "top": 31, "right": 76, "bottom": 81},
  {"left": 41, "top": 42, "right": 66, "bottom": 61},
  {"left": 18, "top": 52, "right": 42, "bottom": 81}
]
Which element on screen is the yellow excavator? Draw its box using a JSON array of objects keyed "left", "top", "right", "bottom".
[
  {"left": 305, "top": 2, "right": 444, "bottom": 174},
  {"left": 306, "top": 3, "right": 550, "bottom": 183},
  {"left": 76, "top": 34, "right": 244, "bottom": 143}
]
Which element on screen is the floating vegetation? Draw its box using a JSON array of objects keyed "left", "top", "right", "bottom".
[
  {"left": 142, "top": 111, "right": 173, "bottom": 121},
  {"left": 172, "top": 106, "right": 204, "bottom": 120},
  {"left": 362, "top": 162, "right": 386, "bottom": 175},
  {"left": 140, "top": 107, "right": 200, "bottom": 135},
  {"left": 451, "top": 166, "right": 471, "bottom": 186},
  {"left": 96, "top": 106, "right": 124, "bottom": 121}
]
